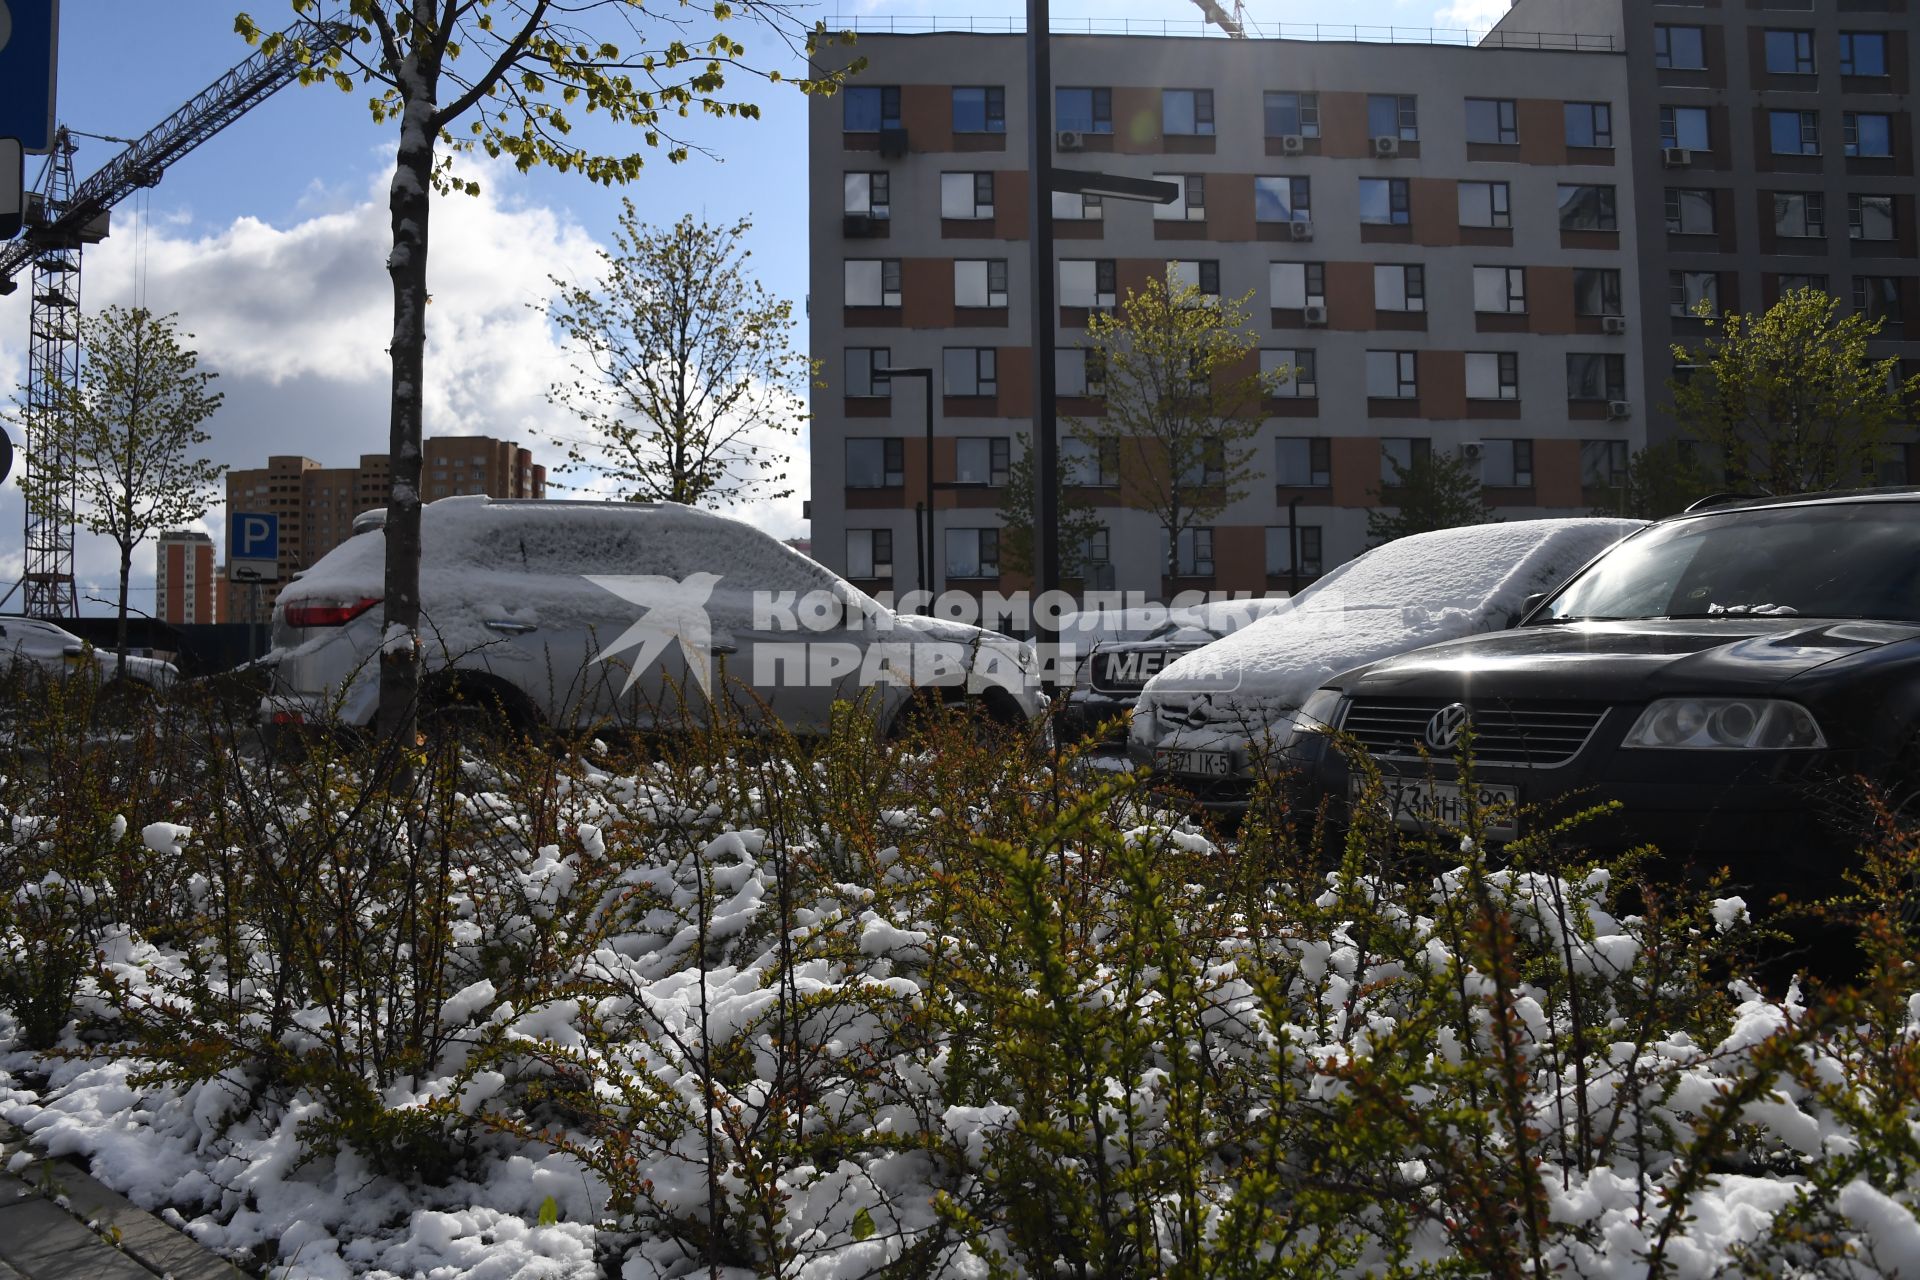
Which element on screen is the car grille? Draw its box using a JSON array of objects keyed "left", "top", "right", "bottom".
[
  {"left": 1092, "top": 646, "right": 1193, "bottom": 695},
  {"left": 1340, "top": 698, "right": 1609, "bottom": 768}
]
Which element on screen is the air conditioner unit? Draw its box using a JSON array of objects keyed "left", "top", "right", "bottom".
[
  {"left": 1373, "top": 135, "right": 1401, "bottom": 158},
  {"left": 1056, "top": 130, "right": 1086, "bottom": 152},
  {"left": 1662, "top": 146, "right": 1693, "bottom": 167},
  {"left": 1459, "top": 441, "right": 1485, "bottom": 465},
  {"left": 1302, "top": 302, "right": 1329, "bottom": 326},
  {"left": 1607, "top": 400, "right": 1633, "bottom": 420},
  {"left": 1601, "top": 315, "right": 1628, "bottom": 335},
  {"left": 878, "top": 126, "right": 910, "bottom": 159},
  {"left": 1280, "top": 133, "right": 1307, "bottom": 155},
  {"left": 842, "top": 212, "right": 876, "bottom": 237},
  {"left": 1289, "top": 219, "right": 1314, "bottom": 241}
]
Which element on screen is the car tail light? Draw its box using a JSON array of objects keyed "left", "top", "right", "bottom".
[{"left": 285, "top": 597, "right": 382, "bottom": 628}]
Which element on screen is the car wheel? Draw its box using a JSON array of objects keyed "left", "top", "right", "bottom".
[{"left": 421, "top": 675, "right": 534, "bottom": 751}]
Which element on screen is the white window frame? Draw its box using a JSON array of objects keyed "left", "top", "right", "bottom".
[
  {"left": 1153, "top": 173, "right": 1207, "bottom": 222},
  {"left": 1466, "top": 351, "right": 1520, "bottom": 401},
  {"left": 1458, "top": 181, "right": 1512, "bottom": 229},
  {"left": 955, "top": 259, "right": 1010, "bottom": 309},
  {"left": 941, "top": 172, "right": 995, "bottom": 220},
  {"left": 1373, "top": 264, "right": 1425, "bottom": 312},
  {"left": 1473, "top": 266, "right": 1527, "bottom": 313},
  {"left": 1366, "top": 350, "right": 1419, "bottom": 399},
  {"left": 846, "top": 259, "right": 901, "bottom": 308}
]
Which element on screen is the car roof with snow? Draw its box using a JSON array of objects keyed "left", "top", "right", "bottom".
[{"left": 1140, "top": 518, "right": 1647, "bottom": 712}]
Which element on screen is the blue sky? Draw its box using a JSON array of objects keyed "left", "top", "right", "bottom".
[{"left": 2, "top": 0, "right": 1500, "bottom": 611}]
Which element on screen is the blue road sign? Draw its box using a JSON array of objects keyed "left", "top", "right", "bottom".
[
  {"left": 229, "top": 511, "right": 280, "bottom": 583},
  {"left": 0, "top": 0, "right": 60, "bottom": 155}
]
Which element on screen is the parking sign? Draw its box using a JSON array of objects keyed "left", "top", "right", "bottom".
[
  {"left": 228, "top": 511, "right": 279, "bottom": 583},
  {"left": 0, "top": 0, "right": 60, "bottom": 155}
]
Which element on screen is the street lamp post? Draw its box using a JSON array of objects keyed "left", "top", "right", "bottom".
[{"left": 875, "top": 365, "right": 936, "bottom": 609}]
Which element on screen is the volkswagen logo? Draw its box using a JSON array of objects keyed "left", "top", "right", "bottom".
[{"left": 1424, "top": 702, "right": 1472, "bottom": 751}]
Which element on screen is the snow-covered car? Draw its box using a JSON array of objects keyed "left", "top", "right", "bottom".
[
  {"left": 1062, "top": 596, "right": 1297, "bottom": 742},
  {"left": 262, "top": 497, "right": 1047, "bottom": 738},
  {"left": 1127, "top": 518, "right": 1647, "bottom": 808},
  {"left": 0, "top": 615, "right": 179, "bottom": 693}
]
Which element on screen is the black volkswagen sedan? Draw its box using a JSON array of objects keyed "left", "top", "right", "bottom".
[{"left": 1289, "top": 491, "right": 1920, "bottom": 898}]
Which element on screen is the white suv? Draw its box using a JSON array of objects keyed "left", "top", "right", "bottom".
[{"left": 262, "top": 497, "right": 1045, "bottom": 737}]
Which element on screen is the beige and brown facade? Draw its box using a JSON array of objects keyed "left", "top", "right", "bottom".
[
  {"left": 154, "top": 531, "right": 220, "bottom": 625},
  {"left": 809, "top": 27, "right": 1645, "bottom": 600},
  {"left": 224, "top": 436, "right": 546, "bottom": 622}
]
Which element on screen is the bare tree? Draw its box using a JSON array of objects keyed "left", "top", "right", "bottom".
[
  {"left": 239, "top": 0, "right": 857, "bottom": 742},
  {"left": 15, "top": 306, "right": 225, "bottom": 674},
  {"left": 544, "top": 207, "right": 807, "bottom": 505}
]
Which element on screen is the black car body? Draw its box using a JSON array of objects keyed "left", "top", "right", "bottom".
[
  {"left": 1290, "top": 492, "right": 1920, "bottom": 898},
  {"left": 1062, "top": 599, "right": 1294, "bottom": 742}
]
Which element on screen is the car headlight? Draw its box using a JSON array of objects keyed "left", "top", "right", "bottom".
[
  {"left": 1294, "top": 687, "right": 1346, "bottom": 737},
  {"left": 1621, "top": 698, "right": 1826, "bottom": 750}
]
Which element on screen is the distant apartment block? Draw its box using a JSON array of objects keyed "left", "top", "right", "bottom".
[
  {"left": 1496, "top": 0, "right": 1920, "bottom": 485},
  {"left": 154, "top": 530, "right": 219, "bottom": 624},
  {"left": 809, "top": 26, "right": 1645, "bottom": 600},
  {"left": 224, "top": 435, "right": 546, "bottom": 622}
]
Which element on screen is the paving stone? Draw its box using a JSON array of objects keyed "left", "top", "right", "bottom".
[
  {"left": 0, "top": 1197, "right": 158, "bottom": 1280},
  {"left": 41, "top": 1159, "right": 248, "bottom": 1280}
]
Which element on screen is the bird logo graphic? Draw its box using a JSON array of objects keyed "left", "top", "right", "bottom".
[{"left": 585, "top": 572, "right": 723, "bottom": 698}]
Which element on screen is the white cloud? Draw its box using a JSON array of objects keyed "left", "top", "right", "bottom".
[{"left": 1433, "top": 0, "right": 1511, "bottom": 29}]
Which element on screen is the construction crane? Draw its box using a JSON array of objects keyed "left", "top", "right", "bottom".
[
  {"left": 0, "top": 15, "right": 346, "bottom": 617},
  {"left": 1191, "top": 0, "right": 1250, "bottom": 37}
]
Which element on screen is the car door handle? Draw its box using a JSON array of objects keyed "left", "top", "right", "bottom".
[
  {"left": 484, "top": 619, "right": 538, "bottom": 635},
  {"left": 711, "top": 640, "right": 739, "bottom": 656}
]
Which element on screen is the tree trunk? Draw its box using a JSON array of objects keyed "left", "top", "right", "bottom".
[
  {"left": 375, "top": 87, "right": 437, "bottom": 746},
  {"left": 115, "top": 542, "right": 131, "bottom": 682}
]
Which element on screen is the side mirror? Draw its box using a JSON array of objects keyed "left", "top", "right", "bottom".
[{"left": 1511, "top": 593, "right": 1547, "bottom": 627}]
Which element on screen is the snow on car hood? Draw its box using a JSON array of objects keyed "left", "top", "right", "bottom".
[{"left": 1138, "top": 518, "right": 1646, "bottom": 724}]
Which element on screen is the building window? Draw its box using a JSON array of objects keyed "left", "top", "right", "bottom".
[
  {"left": 946, "top": 528, "right": 1001, "bottom": 579},
  {"left": 1263, "top": 90, "right": 1320, "bottom": 138},
  {"left": 941, "top": 172, "right": 995, "bottom": 219},
  {"left": 1163, "top": 527, "right": 1216, "bottom": 577},
  {"left": 1056, "top": 86, "right": 1113, "bottom": 134},
  {"left": 1374, "top": 264, "right": 1425, "bottom": 312},
  {"left": 1482, "top": 439, "right": 1534, "bottom": 487},
  {"left": 1769, "top": 110, "right": 1821, "bottom": 156},
  {"left": 1665, "top": 188, "right": 1716, "bottom": 234},
  {"left": 1358, "top": 178, "right": 1411, "bottom": 226},
  {"left": 1063, "top": 437, "right": 1120, "bottom": 486},
  {"left": 1458, "top": 181, "right": 1512, "bottom": 229},
  {"left": 1778, "top": 273, "right": 1830, "bottom": 296},
  {"left": 1659, "top": 105, "right": 1710, "bottom": 151},
  {"left": 1764, "top": 29, "right": 1815, "bottom": 75},
  {"left": 1466, "top": 351, "right": 1520, "bottom": 400},
  {"left": 1582, "top": 440, "right": 1630, "bottom": 489},
  {"left": 1653, "top": 25, "right": 1706, "bottom": 70},
  {"left": 1774, "top": 191, "right": 1825, "bottom": 238},
  {"left": 1254, "top": 176, "right": 1311, "bottom": 224},
  {"left": 1078, "top": 528, "right": 1112, "bottom": 577},
  {"left": 844, "top": 347, "right": 892, "bottom": 398},
  {"left": 845, "top": 259, "right": 902, "bottom": 307},
  {"left": 1261, "top": 348, "right": 1317, "bottom": 397},
  {"left": 846, "top": 529, "right": 894, "bottom": 580},
  {"left": 1465, "top": 98, "right": 1517, "bottom": 145},
  {"left": 844, "top": 171, "right": 891, "bottom": 218},
  {"left": 1153, "top": 173, "right": 1207, "bottom": 221},
  {"left": 1267, "top": 525, "right": 1324, "bottom": 577},
  {"left": 1845, "top": 113, "right": 1894, "bottom": 158},
  {"left": 1854, "top": 276, "right": 1905, "bottom": 326},
  {"left": 1566, "top": 353, "right": 1627, "bottom": 401},
  {"left": 1850, "top": 194, "right": 1897, "bottom": 241},
  {"left": 1052, "top": 190, "right": 1103, "bottom": 220},
  {"left": 1840, "top": 32, "right": 1888, "bottom": 78},
  {"left": 1565, "top": 101, "right": 1614, "bottom": 148},
  {"left": 1060, "top": 259, "right": 1117, "bottom": 308},
  {"left": 1558, "top": 184, "right": 1618, "bottom": 231},
  {"left": 955, "top": 259, "right": 1010, "bottom": 308},
  {"left": 951, "top": 86, "right": 1006, "bottom": 133},
  {"left": 1168, "top": 259, "right": 1221, "bottom": 296},
  {"left": 1669, "top": 270, "right": 1720, "bottom": 317},
  {"left": 1574, "top": 268, "right": 1624, "bottom": 316},
  {"left": 1275, "top": 437, "right": 1331, "bottom": 486},
  {"left": 1270, "top": 261, "right": 1326, "bottom": 309},
  {"left": 843, "top": 86, "right": 901, "bottom": 131},
  {"left": 1473, "top": 266, "right": 1527, "bottom": 313},
  {"left": 1057, "top": 348, "right": 1108, "bottom": 397},
  {"left": 1368, "top": 93, "right": 1418, "bottom": 141},
  {"left": 846, "top": 438, "right": 905, "bottom": 488},
  {"left": 1366, "top": 350, "right": 1419, "bottom": 399},
  {"left": 1162, "top": 89, "right": 1215, "bottom": 136},
  {"left": 954, "top": 437, "right": 1011, "bottom": 486},
  {"left": 943, "top": 347, "right": 998, "bottom": 396},
  {"left": 1380, "top": 437, "right": 1432, "bottom": 483}
]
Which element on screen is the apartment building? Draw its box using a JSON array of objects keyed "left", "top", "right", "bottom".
[
  {"left": 153, "top": 531, "right": 219, "bottom": 625},
  {"left": 224, "top": 436, "right": 546, "bottom": 622},
  {"left": 1497, "top": 0, "right": 1920, "bottom": 481},
  {"left": 809, "top": 26, "right": 1643, "bottom": 600}
]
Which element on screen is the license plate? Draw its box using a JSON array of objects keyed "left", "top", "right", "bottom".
[
  {"left": 1355, "top": 775, "right": 1519, "bottom": 840},
  {"left": 1157, "top": 748, "right": 1233, "bottom": 778}
]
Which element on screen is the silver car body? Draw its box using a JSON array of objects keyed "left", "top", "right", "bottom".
[
  {"left": 263, "top": 497, "right": 1046, "bottom": 734},
  {"left": 0, "top": 616, "right": 179, "bottom": 689}
]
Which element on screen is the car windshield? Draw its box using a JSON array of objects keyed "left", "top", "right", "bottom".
[{"left": 1538, "top": 502, "right": 1920, "bottom": 624}]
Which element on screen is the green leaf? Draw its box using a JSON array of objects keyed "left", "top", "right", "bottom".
[
  {"left": 537, "top": 1195, "right": 560, "bottom": 1226},
  {"left": 851, "top": 1207, "right": 876, "bottom": 1241}
]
